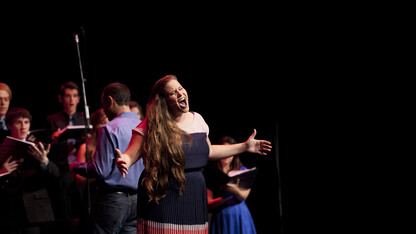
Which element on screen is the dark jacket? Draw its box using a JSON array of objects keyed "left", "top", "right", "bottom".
[
  {"left": 0, "top": 163, "right": 55, "bottom": 229},
  {"left": 43, "top": 110, "right": 86, "bottom": 219}
]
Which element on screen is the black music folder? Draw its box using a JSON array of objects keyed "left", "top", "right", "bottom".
[
  {"left": 58, "top": 125, "right": 93, "bottom": 140},
  {"left": 29, "top": 124, "right": 93, "bottom": 143},
  {"left": 204, "top": 166, "right": 259, "bottom": 193},
  {"left": 28, "top": 129, "right": 54, "bottom": 143},
  {"left": 0, "top": 136, "right": 39, "bottom": 169}
]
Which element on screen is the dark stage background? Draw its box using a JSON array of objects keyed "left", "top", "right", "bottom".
[{"left": 0, "top": 6, "right": 325, "bottom": 233}]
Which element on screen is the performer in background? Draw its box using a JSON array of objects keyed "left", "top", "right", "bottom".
[
  {"left": 0, "top": 107, "right": 55, "bottom": 234},
  {"left": 74, "top": 108, "right": 108, "bottom": 233},
  {"left": 129, "top": 100, "right": 145, "bottom": 120},
  {"left": 207, "top": 136, "right": 257, "bottom": 234},
  {"left": 0, "top": 82, "right": 14, "bottom": 176},
  {"left": 70, "top": 82, "right": 144, "bottom": 234},
  {"left": 116, "top": 74, "right": 272, "bottom": 233},
  {"left": 75, "top": 108, "right": 108, "bottom": 189},
  {"left": 43, "top": 81, "right": 86, "bottom": 232},
  {"left": 0, "top": 82, "right": 12, "bottom": 141}
]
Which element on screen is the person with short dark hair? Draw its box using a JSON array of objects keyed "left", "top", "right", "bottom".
[
  {"left": 0, "top": 107, "right": 55, "bottom": 234},
  {"left": 45, "top": 81, "right": 85, "bottom": 144},
  {"left": 71, "top": 82, "right": 144, "bottom": 233},
  {"left": 43, "top": 81, "right": 87, "bottom": 231}
]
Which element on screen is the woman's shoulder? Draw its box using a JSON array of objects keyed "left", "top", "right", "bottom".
[
  {"left": 133, "top": 118, "right": 147, "bottom": 136},
  {"left": 187, "top": 111, "right": 209, "bottom": 135},
  {"left": 192, "top": 111, "right": 206, "bottom": 123}
]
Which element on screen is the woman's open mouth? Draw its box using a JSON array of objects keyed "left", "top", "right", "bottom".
[{"left": 179, "top": 97, "right": 187, "bottom": 108}]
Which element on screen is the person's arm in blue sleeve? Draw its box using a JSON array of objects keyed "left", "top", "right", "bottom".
[{"left": 70, "top": 126, "right": 113, "bottom": 179}]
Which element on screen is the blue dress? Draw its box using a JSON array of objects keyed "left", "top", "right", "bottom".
[{"left": 210, "top": 167, "right": 257, "bottom": 234}]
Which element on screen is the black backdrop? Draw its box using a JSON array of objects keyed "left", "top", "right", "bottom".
[{"left": 0, "top": 6, "right": 321, "bottom": 233}]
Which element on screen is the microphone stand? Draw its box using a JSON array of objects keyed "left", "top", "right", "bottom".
[
  {"left": 74, "top": 32, "right": 92, "bottom": 215},
  {"left": 275, "top": 122, "right": 283, "bottom": 233}
]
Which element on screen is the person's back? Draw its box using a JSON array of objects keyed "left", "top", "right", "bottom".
[
  {"left": 84, "top": 110, "right": 142, "bottom": 233},
  {"left": 93, "top": 112, "right": 143, "bottom": 190},
  {"left": 70, "top": 82, "right": 144, "bottom": 233}
]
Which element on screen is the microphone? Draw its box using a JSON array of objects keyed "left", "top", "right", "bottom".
[{"left": 73, "top": 27, "right": 92, "bottom": 215}]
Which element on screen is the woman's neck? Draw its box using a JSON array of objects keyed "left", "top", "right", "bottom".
[{"left": 174, "top": 112, "right": 193, "bottom": 126}]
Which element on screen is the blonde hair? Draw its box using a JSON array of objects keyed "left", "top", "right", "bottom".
[{"left": 141, "top": 75, "right": 190, "bottom": 203}]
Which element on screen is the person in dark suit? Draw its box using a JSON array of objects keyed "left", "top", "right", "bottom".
[
  {"left": 43, "top": 81, "right": 87, "bottom": 232},
  {"left": 0, "top": 82, "right": 12, "bottom": 142},
  {"left": 44, "top": 81, "right": 86, "bottom": 145},
  {"left": 0, "top": 107, "right": 55, "bottom": 234},
  {"left": 0, "top": 83, "right": 14, "bottom": 174}
]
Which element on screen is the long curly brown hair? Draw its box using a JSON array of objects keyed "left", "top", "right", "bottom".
[{"left": 140, "top": 75, "right": 190, "bottom": 203}]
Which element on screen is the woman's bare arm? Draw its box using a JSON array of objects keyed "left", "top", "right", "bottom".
[
  {"left": 116, "top": 133, "right": 144, "bottom": 178},
  {"left": 208, "top": 129, "right": 272, "bottom": 160}
]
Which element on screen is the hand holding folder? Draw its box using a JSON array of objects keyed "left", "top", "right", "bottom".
[
  {"left": 204, "top": 166, "right": 259, "bottom": 195},
  {"left": 0, "top": 136, "right": 39, "bottom": 170}
]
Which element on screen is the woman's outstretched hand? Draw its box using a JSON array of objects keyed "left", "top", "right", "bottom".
[
  {"left": 116, "top": 149, "right": 130, "bottom": 178},
  {"left": 245, "top": 129, "right": 272, "bottom": 155}
]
